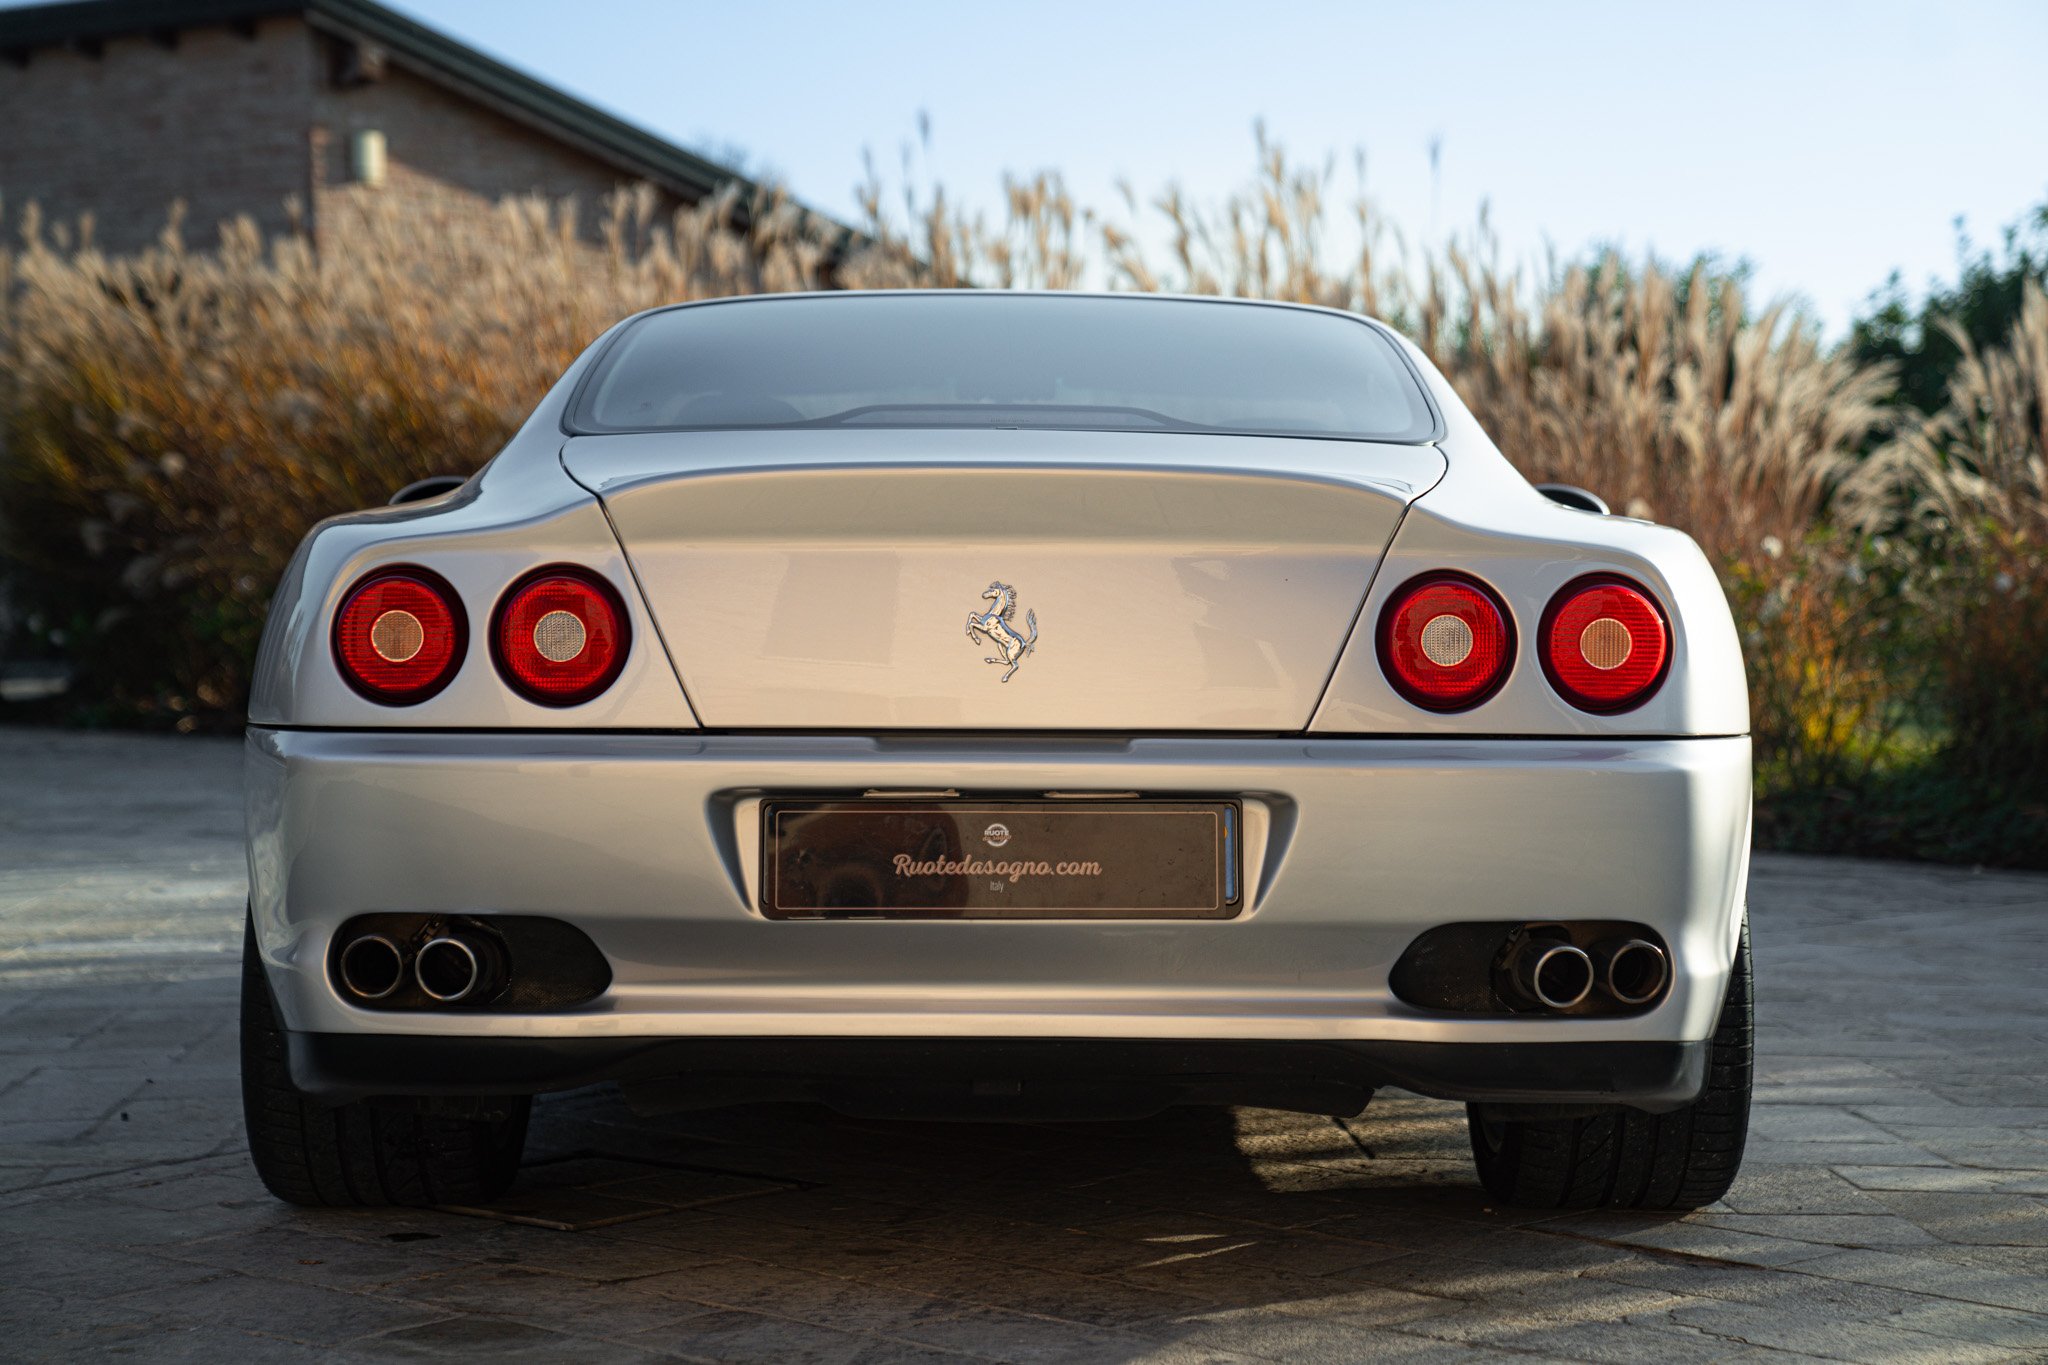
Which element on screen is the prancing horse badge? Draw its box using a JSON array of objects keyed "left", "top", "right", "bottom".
[{"left": 965, "top": 581, "right": 1038, "bottom": 683}]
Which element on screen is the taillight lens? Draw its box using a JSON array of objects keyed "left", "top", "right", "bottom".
[
  {"left": 1541, "top": 575, "right": 1671, "bottom": 713},
  {"left": 491, "top": 566, "right": 630, "bottom": 706},
  {"left": 332, "top": 568, "right": 466, "bottom": 704},
  {"left": 1376, "top": 573, "right": 1515, "bottom": 711}
]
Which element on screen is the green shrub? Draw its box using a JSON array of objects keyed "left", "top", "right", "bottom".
[{"left": 1727, "top": 535, "right": 1922, "bottom": 798}]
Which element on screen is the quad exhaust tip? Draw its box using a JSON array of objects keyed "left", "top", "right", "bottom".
[
  {"left": 335, "top": 927, "right": 508, "bottom": 1006},
  {"left": 415, "top": 935, "right": 485, "bottom": 1003},
  {"left": 1514, "top": 941, "right": 1596, "bottom": 1011},
  {"left": 1394, "top": 921, "right": 1671, "bottom": 1016},
  {"left": 331, "top": 916, "right": 561, "bottom": 1015},
  {"left": 337, "top": 933, "right": 406, "bottom": 1001},
  {"left": 1598, "top": 937, "right": 1670, "bottom": 1007}
]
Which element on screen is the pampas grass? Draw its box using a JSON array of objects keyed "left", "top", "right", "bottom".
[{"left": 1, "top": 144, "right": 2042, "bottom": 860}]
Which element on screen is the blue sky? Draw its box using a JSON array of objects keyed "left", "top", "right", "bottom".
[
  {"left": 22, "top": 0, "right": 2048, "bottom": 333},
  {"left": 385, "top": 0, "right": 2044, "bottom": 335}
]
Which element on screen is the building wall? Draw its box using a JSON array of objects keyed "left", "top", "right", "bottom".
[
  {"left": 311, "top": 57, "right": 668, "bottom": 245},
  {"left": 0, "top": 18, "right": 315, "bottom": 253},
  {"left": 0, "top": 16, "right": 692, "bottom": 257}
]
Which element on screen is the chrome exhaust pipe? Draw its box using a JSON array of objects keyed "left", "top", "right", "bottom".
[
  {"left": 337, "top": 933, "right": 407, "bottom": 1001},
  {"left": 1510, "top": 940, "right": 1596, "bottom": 1011},
  {"left": 414, "top": 934, "right": 502, "bottom": 1004},
  {"left": 1597, "top": 938, "right": 1669, "bottom": 1006}
]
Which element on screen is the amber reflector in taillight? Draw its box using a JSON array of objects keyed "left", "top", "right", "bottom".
[
  {"left": 491, "top": 566, "right": 630, "bottom": 706},
  {"left": 1541, "top": 575, "right": 1671, "bottom": 713},
  {"left": 1376, "top": 572, "right": 1515, "bottom": 711},
  {"left": 331, "top": 568, "right": 466, "bottom": 704}
]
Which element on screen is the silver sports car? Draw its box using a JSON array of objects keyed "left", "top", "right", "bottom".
[{"left": 242, "top": 292, "right": 1752, "bottom": 1211}]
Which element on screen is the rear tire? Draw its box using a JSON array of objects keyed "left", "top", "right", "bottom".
[
  {"left": 1466, "top": 917, "right": 1752, "bottom": 1210},
  {"left": 240, "top": 915, "right": 530, "bottom": 1207}
]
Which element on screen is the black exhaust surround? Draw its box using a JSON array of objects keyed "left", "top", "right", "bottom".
[
  {"left": 327, "top": 913, "right": 610, "bottom": 1012},
  {"left": 1390, "top": 920, "right": 1672, "bottom": 1016}
]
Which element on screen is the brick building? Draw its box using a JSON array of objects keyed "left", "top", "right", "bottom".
[{"left": 0, "top": 0, "right": 812, "bottom": 253}]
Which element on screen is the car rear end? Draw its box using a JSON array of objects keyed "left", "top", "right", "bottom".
[{"left": 242, "top": 293, "right": 1751, "bottom": 1208}]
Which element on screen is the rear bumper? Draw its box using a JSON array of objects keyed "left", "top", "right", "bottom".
[
  {"left": 247, "top": 729, "right": 1750, "bottom": 1047},
  {"left": 287, "top": 1033, "right": 1709, "bottom": 1114}
]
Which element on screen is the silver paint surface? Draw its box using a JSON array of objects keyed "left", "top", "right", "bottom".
[
  {"left": 562, "top": 427, "right": 1443, "bottom": 730},
  {"left": 247, "top": 728, "right": 1750, "bottom": 1045},
  {"left": 243, "top": 295, "right": 1753, "bottom": 1059}
]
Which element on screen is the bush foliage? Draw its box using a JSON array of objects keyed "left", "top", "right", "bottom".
[{"left": 1, "top": 148, "right": 2042, "bottom": 864}]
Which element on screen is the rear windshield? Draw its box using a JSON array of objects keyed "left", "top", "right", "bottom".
[{"left": 570, "top": 294, "right": 1438, "bottom": 442}]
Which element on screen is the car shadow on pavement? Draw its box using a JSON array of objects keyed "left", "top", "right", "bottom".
[{"left": 338, "top": 1080, "right": 1701, "bottom": 1359}]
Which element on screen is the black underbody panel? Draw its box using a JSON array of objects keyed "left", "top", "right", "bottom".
[{"left": 289, "top": 1033, "right": 1708, "bottom": 1118}]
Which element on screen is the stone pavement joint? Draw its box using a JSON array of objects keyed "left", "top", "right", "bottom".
[{"left": 3, "top": 727, "right": 2047, "bottom": 1362}]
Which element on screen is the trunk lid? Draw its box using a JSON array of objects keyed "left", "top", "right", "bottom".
[{"left": 563, "top": 429, "right": 1444, "bottom": 730}]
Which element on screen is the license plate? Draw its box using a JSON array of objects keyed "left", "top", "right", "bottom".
[{"left": 760, "top": 799, "right": 1242, "bottom": 919}]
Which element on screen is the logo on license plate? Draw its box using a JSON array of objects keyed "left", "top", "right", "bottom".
[{"left": 981, "top": 822, "right": 1011, "bottom": 848}]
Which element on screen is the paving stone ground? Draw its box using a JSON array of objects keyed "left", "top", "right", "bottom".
[{"left": 3, "top": 726, "right": 2046, "bottom": 1363}]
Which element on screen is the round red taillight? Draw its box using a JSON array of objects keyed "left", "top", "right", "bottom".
[
  {"left": 1541, "top": 575, "right": 1671, "bottom": 713},
  {"left": 491, "top": 567, "right": 631, "bottom": 706},
  {"left": 331, "top": 568, "right": 466, "bottom": 704},
  {"left": 1376, "top": 572, "right": 1515, "bottom": 711}
]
